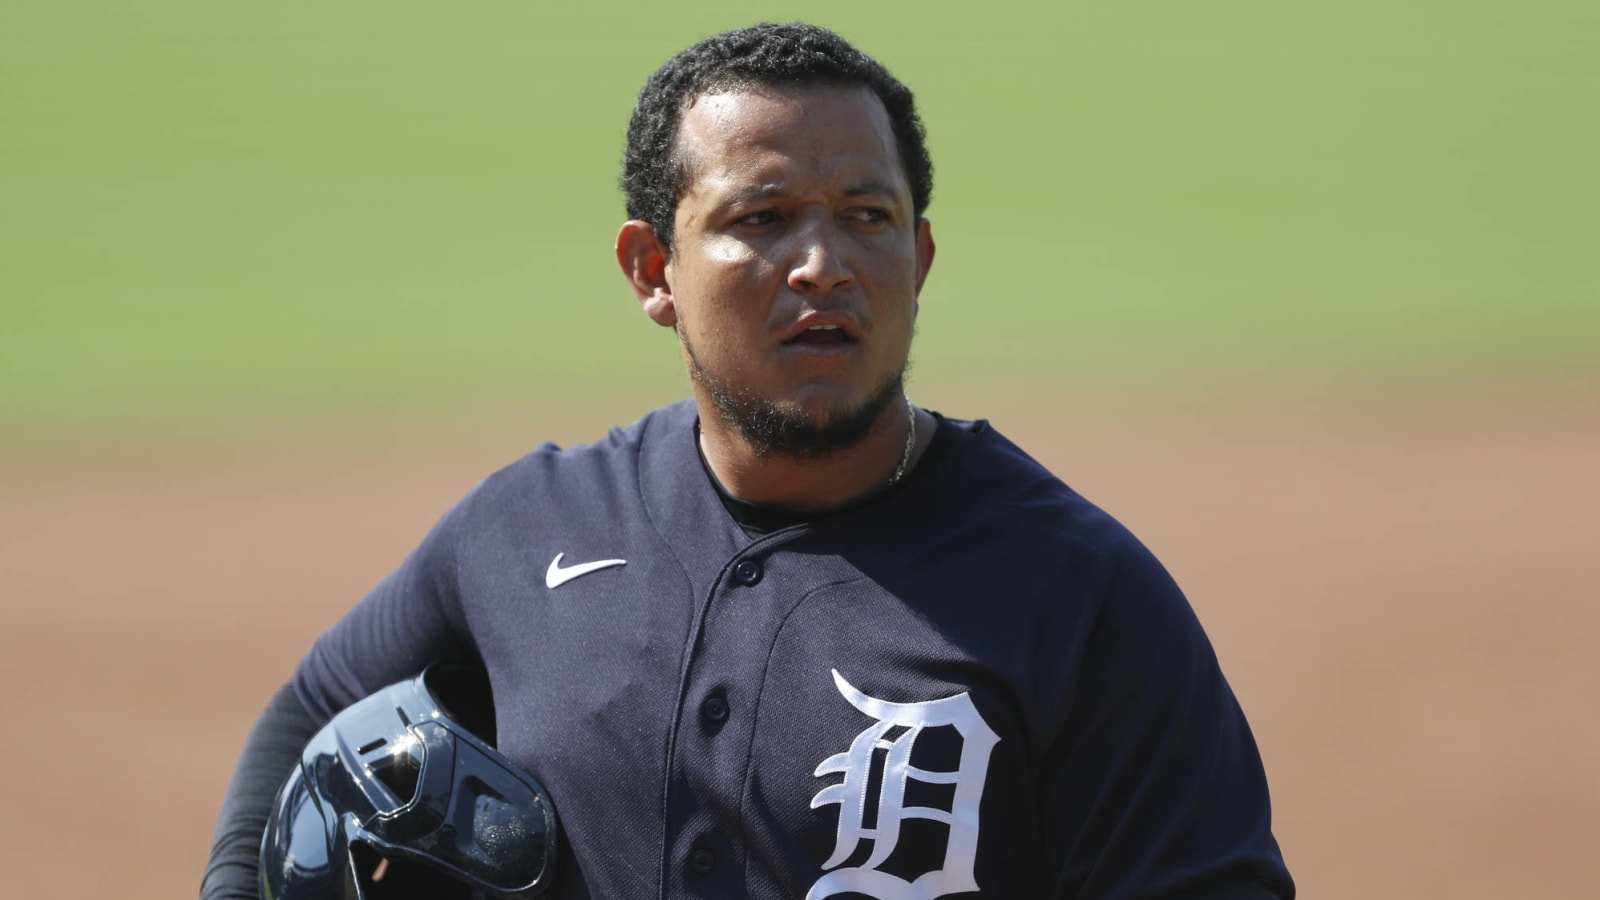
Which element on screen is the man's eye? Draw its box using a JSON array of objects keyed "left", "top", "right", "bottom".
[
  {"left": 737, "top": 210, "right": 781, "bottom": 227},
  {"left": 847, "top": 208, "right": 891, "bottom": 224}
]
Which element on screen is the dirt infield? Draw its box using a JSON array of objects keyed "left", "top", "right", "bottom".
[{"left": 2, "top": 385, "right": 1595, "bottom": 898}]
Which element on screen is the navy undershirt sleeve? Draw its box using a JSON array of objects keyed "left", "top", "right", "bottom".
[{"left": 199, "top": 683, "right": 318, "bottom": 900}]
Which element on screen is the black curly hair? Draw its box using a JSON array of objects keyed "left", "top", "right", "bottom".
[{"left": 621, "top": 22, "right": 933, "bottom": 256}]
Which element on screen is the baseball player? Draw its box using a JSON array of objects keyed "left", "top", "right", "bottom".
[{"left": 203, "top": 23, "right": 1294, "bottom": 899}]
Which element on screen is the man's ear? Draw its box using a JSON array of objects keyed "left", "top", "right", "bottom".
[
  {"left": 912, "top": 217, "right": 937, "bottom": 311},
  {"left": 615, "top": 220, "right": 677, "bottom": 328},
  {"left": 915, "top": 219, "right": 934, "bottom": 296}
]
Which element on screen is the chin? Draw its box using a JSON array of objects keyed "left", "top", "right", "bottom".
[{"left": 713, "top": 376, "right": 905, "bottom": 462}]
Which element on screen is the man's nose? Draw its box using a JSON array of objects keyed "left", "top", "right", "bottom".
[{"left": 787, "top": 222, "right": 854, "bottom": 293}]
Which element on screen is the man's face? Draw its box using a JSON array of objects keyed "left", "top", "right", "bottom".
[{"left": 652, "top": 85, "right": 934, "bottom": 458}]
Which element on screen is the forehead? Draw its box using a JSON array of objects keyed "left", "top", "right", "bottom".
[{"left": 674, "top": 85, "right": 906, "bottom": 200}]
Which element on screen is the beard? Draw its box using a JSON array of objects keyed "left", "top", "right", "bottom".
[{"left": 683, "top": 329, "right": 908, "bottom": 461}]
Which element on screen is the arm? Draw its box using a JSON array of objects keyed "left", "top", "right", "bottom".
[
  {"left": 199, "top": 684, "right": 318, "bottom": 900},
  {"left": 1043, "top": 542, "right": 1295, "bottom": 899},
  {"left": 293, "top": 486, "right": 481, "bottom": 723},
  {"left": 201, "top": 484, "right": 482, "bottom": 898}
]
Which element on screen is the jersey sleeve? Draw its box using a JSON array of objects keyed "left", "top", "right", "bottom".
[
  {"left": 293, "top": 484, "right": 482, "bottom": 725},
  {"left": 199, "top": 683, "right": 320, "bottom": 900},
  {"left": 1042, "top": 540, "right": 1295, "bottom": 898}
]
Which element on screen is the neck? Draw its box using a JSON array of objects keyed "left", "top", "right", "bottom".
[{"left": 696, "top": 398, "right": 924, "bottom": 513}]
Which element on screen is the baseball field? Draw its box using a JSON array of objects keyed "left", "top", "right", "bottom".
[{"left": 2, "top": 2, "right": 1596, "bottom": 897}]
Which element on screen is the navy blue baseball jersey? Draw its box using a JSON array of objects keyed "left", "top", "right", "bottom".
[{"left": 294, "top": 401, "right": 1293, "bottom": 898}]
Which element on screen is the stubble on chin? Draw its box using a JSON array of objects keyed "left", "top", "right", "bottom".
[{"left": 680, "top": 326, "right": 906, "bottom": 461}]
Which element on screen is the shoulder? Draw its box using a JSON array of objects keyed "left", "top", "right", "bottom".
[
  {"left": 961, "top": 418, "right": 1202, "bottom": 644},
  {"left": 457, "top": 401, "right": 696, "bottom": 516},
  {"left": 848, "top": 415, "right": 1196, "bottom": 696},
  {"left": 926, "top": 417, "right": 1215, "bottom": 700},
  {"left": 928, "top": 415, "right": 1159, "bottom": 576}
]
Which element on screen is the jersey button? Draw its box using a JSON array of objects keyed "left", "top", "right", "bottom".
[
  {"left": 690, "top": 847, "right": 716, "bottom": 875},
  {"left": 733, "top": 559, "right": 763, "bottom": 586},
  {"left": 702, "top": 695, "right": 730, "bottom": 723}
]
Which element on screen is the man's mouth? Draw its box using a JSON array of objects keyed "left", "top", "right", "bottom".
[{"left": 785, "top": 324, "right": 855, "bottom": 347}]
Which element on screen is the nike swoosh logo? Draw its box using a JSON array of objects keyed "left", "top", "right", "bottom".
[{"left": 545, "top": 552, "right": 627, "bottom": 589}]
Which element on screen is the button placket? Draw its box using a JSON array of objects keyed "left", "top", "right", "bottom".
[{"left": 666, "top": 546, "right": 792, "bottom": 895}]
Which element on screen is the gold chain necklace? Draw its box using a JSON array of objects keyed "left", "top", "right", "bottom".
[{"left": 889, "top": 395, "right": 916, "bottom": 487}]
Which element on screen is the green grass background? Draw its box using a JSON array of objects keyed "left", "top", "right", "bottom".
[{"left": 3, "top": 1, "right": 1596, "bottom": 447}]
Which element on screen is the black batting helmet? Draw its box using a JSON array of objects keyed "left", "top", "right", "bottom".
[{"left": 258, "top": 663, "right": 560, "bottom": 899}]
